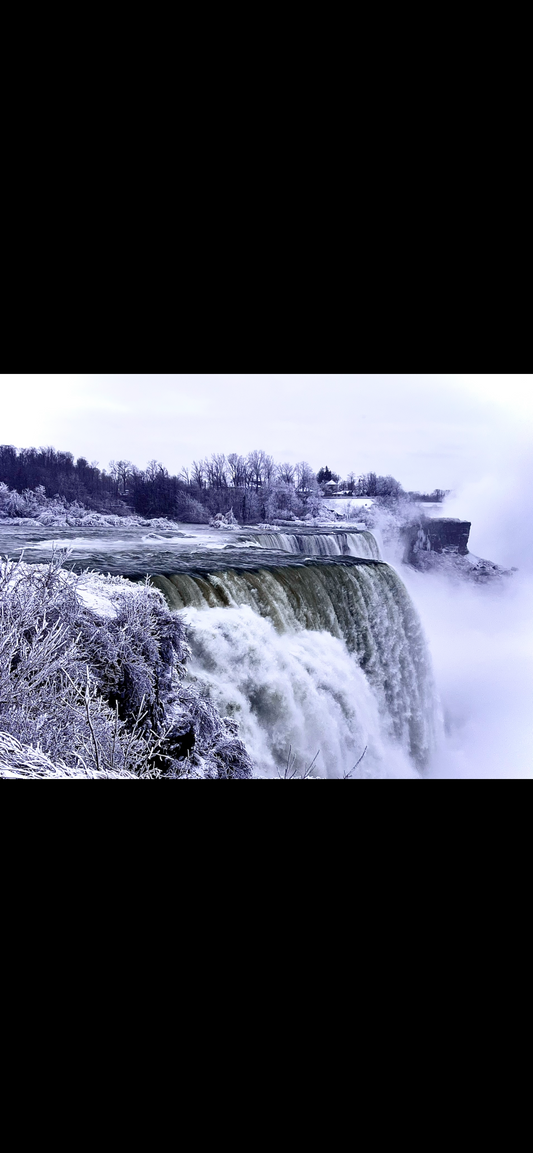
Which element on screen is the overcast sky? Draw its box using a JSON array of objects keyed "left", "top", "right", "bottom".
[{"left": 1, "top": 373, "right": 531, "bottom": 492}]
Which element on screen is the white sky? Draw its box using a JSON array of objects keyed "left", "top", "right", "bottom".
[{"left": 0, "top": 373, "right": 531, "bottom": 492}]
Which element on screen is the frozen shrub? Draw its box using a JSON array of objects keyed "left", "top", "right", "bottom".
[
  {"left": 174, "top": 493, "right": 209, "bottom": 523},
  {"left": 0, "top": 556, "right": 186, "bottom": 777},
  {"left": 209, "top": 509, "right": 238, "bottom": 529},
  {"left": 0, "top": 555, "right": 254, "bottom": 779},
  {"left": 263, "top": 481, "right": 303, "bottom": 523}
]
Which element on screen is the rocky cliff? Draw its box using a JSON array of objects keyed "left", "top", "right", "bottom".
[
  {"left": 402, "top": 518, "right": 471, "bottom": 565},
  {"left": 401, "top": 517, "right": 513, "bottom": 582}
]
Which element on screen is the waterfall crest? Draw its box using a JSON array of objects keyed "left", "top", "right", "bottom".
[
  {"left": 152, "top": 561, "right": 436, "bottom": 774},
  {"left": 244, "top": 530, "right": 380, "bottom": 559}
]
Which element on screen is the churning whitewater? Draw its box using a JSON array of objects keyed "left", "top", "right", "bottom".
[{"left": 151, "top": 531, "right": 438, "bottom": 778}]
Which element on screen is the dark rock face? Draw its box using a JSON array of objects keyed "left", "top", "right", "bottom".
[{"left": 403, "top": 518, "right": 471, "bottom": 566}]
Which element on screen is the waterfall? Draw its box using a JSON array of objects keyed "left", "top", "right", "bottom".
[
  {"left": 152, "top": 560, "right": 437, "bottom": 778},
  {"left": 245, "top": 530, "right": 380, "bottom": 559}
]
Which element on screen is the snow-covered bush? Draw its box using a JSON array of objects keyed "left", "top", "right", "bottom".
[
  {"left": 209, "top": 509, "right": 238, "bottom": 529},
  {"left": 0, "top": 556, "right": 187, "bottom": 777},
  {"left": 0, "top": 486, "right": 29, "bottom": 517},
  {"left": 174, "top": 493, "right": 209, "bottom": 523},
  {"left": 0, "top": 555, "right": 254, "bottom": 779},
  {"left": 263, "top": 481, "right": 303, "bottom": 522}
]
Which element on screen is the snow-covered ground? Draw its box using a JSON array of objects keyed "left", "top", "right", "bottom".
[{"left": 322, "top": 497, "right": 374, "bottom": 516}]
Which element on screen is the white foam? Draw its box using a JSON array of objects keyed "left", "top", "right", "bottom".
[{"left": 184, "top": 605, "right": 418, "bottom": 779}]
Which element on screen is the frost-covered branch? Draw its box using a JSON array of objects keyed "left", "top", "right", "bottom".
[{"left": 0, "top": 557, "right": 254, "bottom": 780}]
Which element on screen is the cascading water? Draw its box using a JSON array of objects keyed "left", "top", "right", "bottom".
[
  {"left": 244, "top": 531, "right": 380, "bottom": 560},
  {"left": 151, "top": 548, "right": 437, "bottom": 778},
  {"left": 0, "top": 519, "right": 437, "bottom": 777}
]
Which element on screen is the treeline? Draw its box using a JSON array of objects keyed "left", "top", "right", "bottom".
[
  {"left": 318, "top": 469, "right": 446, "bottom": 501},
  {"left": 0, "top": 444, "right": 442, "bottom": 522},
  {"left": 0, "top": 445, "right": 125, "bottom": 513},
  {"left": 0, "top": 446, "right": 323, "bottom": 522}
]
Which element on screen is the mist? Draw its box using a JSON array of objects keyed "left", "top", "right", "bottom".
[{"left": 399, "top": 446, "right": 533, "bottom": 779}]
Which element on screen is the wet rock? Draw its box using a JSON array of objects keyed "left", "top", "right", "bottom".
[{"left": 403, "top": 518, "right": 471, "bottom": 565}]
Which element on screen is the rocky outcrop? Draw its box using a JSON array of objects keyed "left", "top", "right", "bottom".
[
  {"left": 403, "top": 518, "right": 471, "bottom": 565},
  {"left": 405, "top": 549, "right": 514, "bottom": 582},
  {"left": 400, "top": 518, "right": 514, "bottom": 583}
]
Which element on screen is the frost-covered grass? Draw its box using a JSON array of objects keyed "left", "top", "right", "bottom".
[{"left": 0, "top": 731, "right": 140, "bottom": 778}]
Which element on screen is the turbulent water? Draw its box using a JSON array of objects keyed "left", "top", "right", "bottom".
[
  {"left": 152, "top": 555, "right": 436, "bottom": 777},
  {"left": 0, "top": 523, "right": 437, "bottom": 778}
]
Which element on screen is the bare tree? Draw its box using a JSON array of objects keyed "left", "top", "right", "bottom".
[
  {"left": 191, "top": 460, "right": 205, "bottom": 489},
  {"left": 227, "top": 453, "right": 247, "bottom": 487},
  {"left": 109, "top": 460, "right": 133, "bottom": 496},
  {"left": 277, "top": 462, "right": 295, "bottom": 485},
  {"left": 247, "top": 450, "right": 266, "bottom": 492},
  {"left": 145, "top": 460, "right": 167, "bottom": 483},
  {"left": 262, "top": 454, "right": 276, "bottom": 486},
  {"left": 209, "top": 453, "right": 228, "bottom": 489}
]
